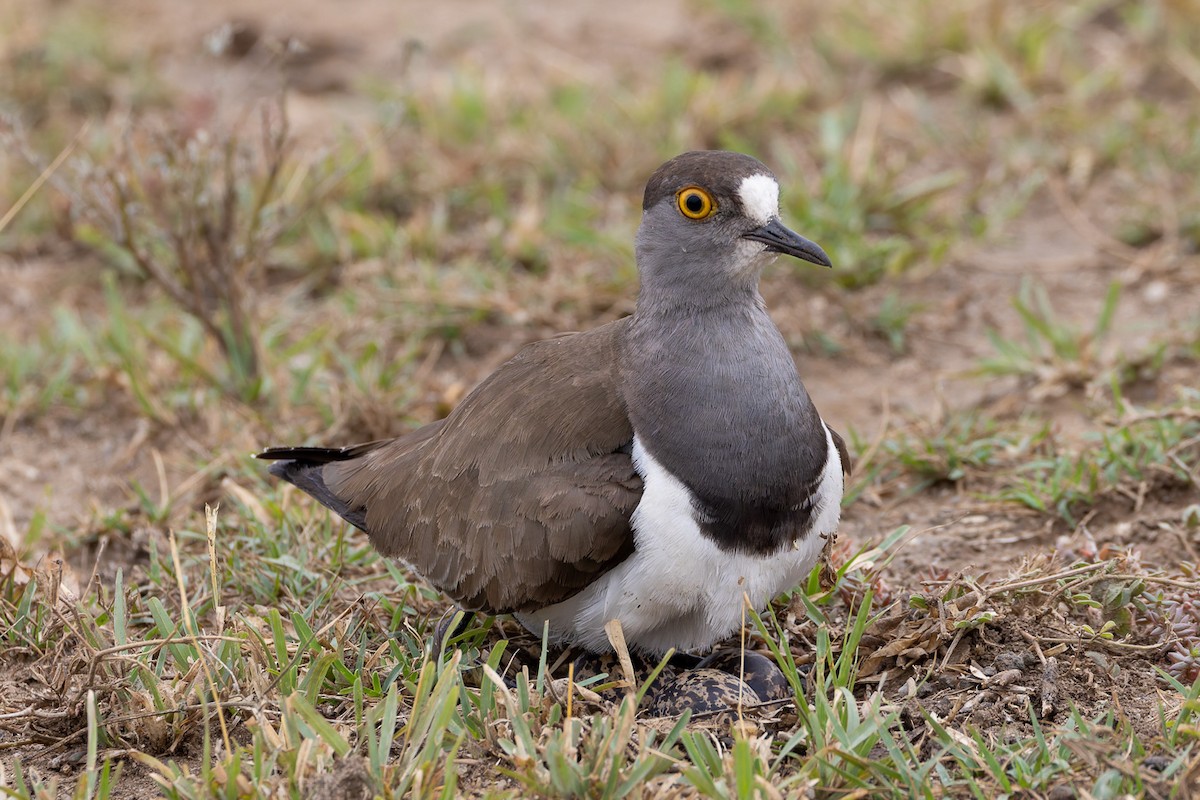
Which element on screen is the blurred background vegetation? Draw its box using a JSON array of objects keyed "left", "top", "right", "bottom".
[{"left": 2, "top": 0, "right": 1200, "bottom": 796}]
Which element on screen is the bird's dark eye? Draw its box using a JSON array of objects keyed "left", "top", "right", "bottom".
[{"left": 676, "top": 187, "right": 716, "bottom": 220}]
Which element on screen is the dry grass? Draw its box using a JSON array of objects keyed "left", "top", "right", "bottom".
[{"left": 2, "top": 0, "right": 1200, "bottom": 796}]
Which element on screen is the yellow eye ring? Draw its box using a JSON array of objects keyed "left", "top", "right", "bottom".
[{"left": 676, "top": 187, "right": 716, "bottom": 220}]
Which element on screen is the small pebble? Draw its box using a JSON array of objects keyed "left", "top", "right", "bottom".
[
  {"left": 1143, "top": 280, "right": 1169, "bottom": 304},
  {"left": 993, "top": 651, "right": 1028, "bottom": 671}
]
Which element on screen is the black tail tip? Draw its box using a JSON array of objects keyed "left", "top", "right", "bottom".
[{"left": 256, "top": 446, "right": 299, "bottom": 461}]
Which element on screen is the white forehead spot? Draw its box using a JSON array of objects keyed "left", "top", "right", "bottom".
[{"left": 737, "top": 174, "right": 779, "bottom": 226}]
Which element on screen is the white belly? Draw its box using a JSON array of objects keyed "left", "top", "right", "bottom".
[{"left": 516, "top": 426, "right": 844, "bottom": 655}]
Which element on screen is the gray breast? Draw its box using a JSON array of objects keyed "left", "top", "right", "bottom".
[{"left": 619, "top": 303, "right": 829, "bottom": 554}]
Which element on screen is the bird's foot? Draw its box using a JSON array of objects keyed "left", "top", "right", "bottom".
[{"left": 429, "top": 610, "right": 477, "bottom": 662}]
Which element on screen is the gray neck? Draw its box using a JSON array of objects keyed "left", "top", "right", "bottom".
[
  {"left": 620, "top": 297, "right": 829, "bottom": 554},
  {"left": 633, "top": 222, "right": 763, "bottom": 314},
  {"left": 634, "top": 276, "right": 761, "bottom": 316}
]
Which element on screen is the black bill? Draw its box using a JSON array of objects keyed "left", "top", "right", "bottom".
[{"left": 742, "top": 219, "right": 832, "bottom": 268}]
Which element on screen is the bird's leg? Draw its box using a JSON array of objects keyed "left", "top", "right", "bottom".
[{"left": 430, "top": 609, "right": 476, "bottom": 661}]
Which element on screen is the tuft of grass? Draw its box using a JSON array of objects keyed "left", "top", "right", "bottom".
[
  {"left": 978, "top": 278, "right": 1124, "bottom": 396},
  {"left": 6, "top": 496, "right": 1200, "bottom": 797},
  {"left": 785, "top": 107, "right": 966, "bottom": 288},
  {"left": 867, "top": 291, "right": 922, "bottom": 354},
  {"left": 38, "top": 103, "right": 351, "bottom": 402},
  {"left": 998, "top": 404, "right": 1200, "bottom": 525},
  {"left": 847, "top": 411, "right": 1038, "bottom": 507},
  {"left": 0, "top": 315, "right": 89, "bottom": 426}
]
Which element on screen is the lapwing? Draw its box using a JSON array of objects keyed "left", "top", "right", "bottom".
[{"left": 259, "top": 150, "right": 849, "bottom": 656}]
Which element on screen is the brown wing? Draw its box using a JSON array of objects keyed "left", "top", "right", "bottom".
[
  {"left": 827, "top": 425, "right": 854, "bottom": 475},
  {"left": 323, "top": 318, "right": 641, "bottom": 613}
]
